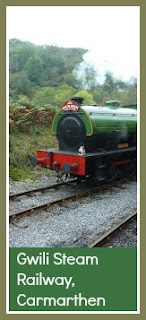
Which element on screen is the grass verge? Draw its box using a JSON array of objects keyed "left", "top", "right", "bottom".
[{"left": 10, "top": 125, "right": 58, "bottom": 181}]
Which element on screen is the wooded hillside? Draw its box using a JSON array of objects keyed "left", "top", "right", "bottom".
[
  {"left": 9, "top": 38, "right": 137, "bottom": 107},
  {"left": 9, "top": 38, "right": 87, "bottom": 96},
  {"left": 9, "top": 39, "right": 137, "bottom": 181}
]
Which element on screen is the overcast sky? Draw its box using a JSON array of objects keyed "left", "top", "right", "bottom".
[{"left": 7, "top": 6, "right": 140, "bottom": 83}]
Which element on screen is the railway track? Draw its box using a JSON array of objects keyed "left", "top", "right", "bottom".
[
  {"left": 9, "top": 177, "right": 135, "bottom": 221},
  {"left": 9, "top": 178, "right": 77, "bottom": 200},
  {"left": 89, "top": 211, "right": 137, "bottom": 247}
]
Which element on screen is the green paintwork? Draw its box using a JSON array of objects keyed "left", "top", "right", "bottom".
[
  {"left": 122, "top": 105, "right": 137, "bottom": 110},
  {"left": 52, "top": 102, "right": 137, "bottom": 137},
  {"left": 52, "top": 108, "right": 93, "bottom": 136},
  {"left": 106, "top": 100, "right": 120, "bottom": 107}
]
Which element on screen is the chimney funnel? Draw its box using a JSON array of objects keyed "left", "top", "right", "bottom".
[{"left": 71, "top": 97, "right": 84, "bottom": 105}]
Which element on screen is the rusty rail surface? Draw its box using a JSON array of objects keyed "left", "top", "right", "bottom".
[
  {"left": 89, "top": 211, "right": 137, "bottom": 247},
  {"left": 9, "top": 178, "right": 77, "bottom": 200},
  {"left": 9, "top": 177, "right": 135, "bottom": 220}
]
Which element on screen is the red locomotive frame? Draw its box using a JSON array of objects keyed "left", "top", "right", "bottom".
[
  {"left": 37, "top": 150, "right": 86, "bottom": 176},
  {"left": 37, "top": 147, "right": 136, "bottom": 178}
]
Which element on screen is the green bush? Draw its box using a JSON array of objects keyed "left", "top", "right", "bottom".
[
  {"left": 75, "top": 90, "right": 95, "bottom": 105},
  {"left": 32, "top": 87, "right": 56, "bottom": 106}
]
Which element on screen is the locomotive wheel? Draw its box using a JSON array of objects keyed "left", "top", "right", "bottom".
[
  {"left": 127, "top": 160, "right": 137, "bottom": 177},
  {"left": 118, "top": 163, "right": 128, "bottom": 179},
  {"left": 104, "top": 157, "right": 119, "bottom": 183},
  {"left": 76, "top": 176, "right": 86, "bottom": 183}
]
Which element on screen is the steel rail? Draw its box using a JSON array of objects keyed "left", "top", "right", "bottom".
[
  {"left": 9, "top": 178, "right": 77, "bottom": 200},
  {"left": 89, "top": 211, "right": 137, "bottom": 247},
  {"left": 9, "top": 178, "right": 135, "bottom": 220}
]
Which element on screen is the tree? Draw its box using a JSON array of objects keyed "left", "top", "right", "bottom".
[
  {"left": 75, "top": 90, "right": 95, "bottom": 105},
  {"left": 9, "top": 39, "right": 87, "bottom": 97},
  {"left": 54, "top": 85, "right": 75, "bottom": 106},
  {"left": 25, "top": 55, "right": 43, "bottom": 85},
  {"left": 9, "top": 72, "right": 33, "bottom": 96},
  {"left": 59, "top": 73, "right": 77, "bottom": 87},
  {"left": 9, "top": 44, "right": 35, "bottom": 73},
  {"left": 32, "top": 87, "right": 55, "bottom": 106},
  {"left": 102, "top": 72, "right": 114, "bottom": 94},
  {"left": 92, "top": 89, "right": 102, "bottom": 104},
  {"left": 15, "top": 74, "right": 33, "bottom": 96}
]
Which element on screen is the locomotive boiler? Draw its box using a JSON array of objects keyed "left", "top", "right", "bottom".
[{"left": 37, "top": 97, "right": 137, "bottom": 182}]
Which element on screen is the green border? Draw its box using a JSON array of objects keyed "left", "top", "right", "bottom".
[{"left": 0, "top": 0, "right": 145, "bottom": 319}]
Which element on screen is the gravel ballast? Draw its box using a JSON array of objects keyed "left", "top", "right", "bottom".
[
  {"left": 9, "top": 179, "right": 137, "bottom": 247},
  {"left": 102, "top": 217, "right": 137, "bottom": 247}
]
